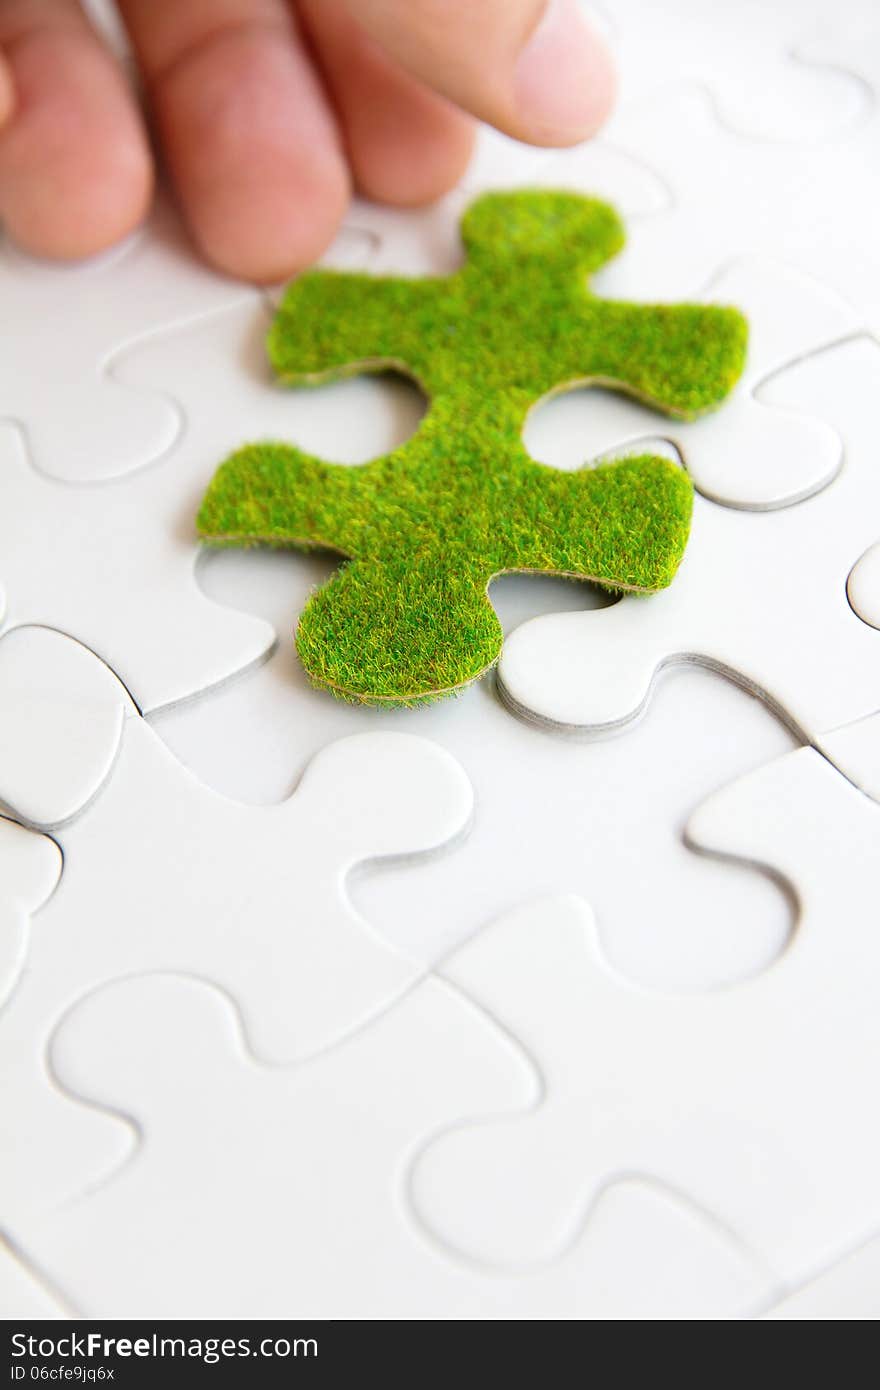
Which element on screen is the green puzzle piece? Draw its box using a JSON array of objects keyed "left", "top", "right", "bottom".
[{"left": 198, "top": 190, "right": 747, "bottom": 705}]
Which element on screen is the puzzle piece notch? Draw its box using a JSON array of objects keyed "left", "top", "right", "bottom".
[
  {"left": 0, "top": 194, "right": 257, "bottom": 483},
  {"left": 15, "top": 970, "right": 770, "bottom": 1318},
  {"left": 0, "top": 367, "right": 276, "bottom": 716},
  {"left": 500, "top": 335, "right": 880, "bottom": 742},
  {"left": 414, "top": 746, "right": 880, "bottom": 1284},
  {"left": 0, "top": 626, "right": 476, "bottom": 1218},
  {"left": 199, "top": 190, "right": 747, "bottom": 705},
  {"left": 525, "top": 257, "right": 858, "bottom": 511}
]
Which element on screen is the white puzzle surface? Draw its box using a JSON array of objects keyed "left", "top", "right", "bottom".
[{"left": 2, "top": 0, "right": 880, "bottom": 1321}]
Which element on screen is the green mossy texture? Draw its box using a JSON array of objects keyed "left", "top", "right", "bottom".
[{"left": 198, "top": 190, "right": 747, "bottom": 705}]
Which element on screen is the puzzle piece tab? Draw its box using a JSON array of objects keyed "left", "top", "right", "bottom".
[
  {"left": 0, "top": 627, "right": 472, "bottom": 1218},
  {"left": 199, "top": 191, "right": 747, "bottom": 705},
  {"left": 12, "top": 971, "right": 770, "bottom": 1318}
]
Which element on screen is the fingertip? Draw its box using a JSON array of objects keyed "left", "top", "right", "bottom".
[
  {"left": 150, "top": 24, "right": 352, "bottom": 283},
  {"left": 301, "top": 0, "right": 475, "bottom": 211},
  {"left": 186, "top": 166, "right": 351, "bottom": 284},
  {"left": 0, "top": 28, "right": 153, "bottom": 259},
  {"left": 351, "top": 106, "right": 475, "bottom": 209},
  {"left": 4, "top": 124, "right": 154, "bottom": 260},
  {"left": 512, "top": 0, "right": 617, "bottom": 146}
]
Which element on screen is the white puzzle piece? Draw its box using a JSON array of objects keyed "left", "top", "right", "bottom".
[
  {"left": 597, "top": 0, "right": 870, "bottom": 141},
  {"left": 0, "top": 197, "right": 254, "bottom": 482},
  {"left": 0, "top": 625, "right": 132, "bottom": 829},
  {"left": 12, "top": 972, "right": 770, "bottom": 1319},
  {"left": 0, "top": 817, "right": 61, "bottom": 1011},
  {"left": 846, "top": 540, "right": 880, "bottom": 630},
  {"left": 413, "top": 746, "right": 880, "bottom": 1284},
  {"left": 596, "top": 85, "right": 880, "bottom": 328},
  {"left": 524, "top": 258, "right": 857, "bottom": 510},
  {"left": 0, "top": 627, "right": 473, "bottom": 1217},
  {"left": 500, "top": 336, "right": 880, "bottom": 739},
  {"left": 0, "top": 423, "right": 274, "bottom": 713}
]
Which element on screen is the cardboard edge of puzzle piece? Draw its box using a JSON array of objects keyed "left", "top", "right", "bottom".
[
  {"left": 0, "top": 626, "right": 133, "bottom": 831},
  {"left": 814, "top": 709, "right": 880, "bottom": 805},
  {"left": 501, "top": 334, "right": 880, "bottom": 740},
  {"left": 846, "top": 540, "right": 880, "bottom": 630}
]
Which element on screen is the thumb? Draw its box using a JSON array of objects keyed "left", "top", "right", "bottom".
[{"left": 344, "top": 0, "right": 616, "bottom": 146}]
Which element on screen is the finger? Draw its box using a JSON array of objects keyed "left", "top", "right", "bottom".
[
  {"left": 118, "top": 0, "right": 350, "bottom": 282},
  {"left": 345, "top": 0, "right": 615, "bottom": 147},
  {"left": 0, "top": 0, "right": 152, "bottom": 258},
  {"left": 0, "top": 53, "right": 15, "bottom": 128},
  {"left": 300, "top": 0, "right": 474, "bottom": 208}
]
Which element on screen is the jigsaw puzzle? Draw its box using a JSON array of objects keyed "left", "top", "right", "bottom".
[
  {"left": 3, "top": 0, "right": 880, "bottom": 1326},
  {"left": 198, "top": 189, "right": 745, "bottom": 704}
]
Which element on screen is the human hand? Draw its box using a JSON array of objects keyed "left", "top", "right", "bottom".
[{"left": 0, "top": 0, "right": 615, "bottom": 282}]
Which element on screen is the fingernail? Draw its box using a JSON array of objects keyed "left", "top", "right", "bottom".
[{"left": 514, "top": 0, "right": 616, "bottom": 143}]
